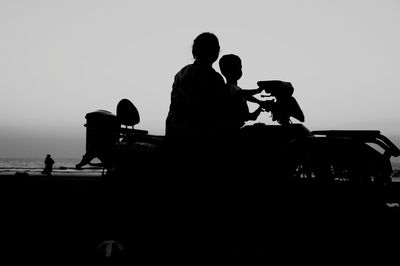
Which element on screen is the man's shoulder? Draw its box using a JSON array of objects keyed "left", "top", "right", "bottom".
[
  {"left": 174, "top": 64, "right": 224, "bottom": 85},
  {"left": 174, "top": 64, "right": 195, "bottom": 80},
  {"left": 176, "top": 64, "right": 194, "bottom": 73}
]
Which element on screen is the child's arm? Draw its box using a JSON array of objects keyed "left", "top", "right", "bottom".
[
  {"left": 239, "top": 87, "right": 264, "bottom": 105},
  {"left": 246, "top": 95, "right": 263, "bottom": 105},
  {"left": 239, "top": 87, "right": 263, "bottom": 98}
]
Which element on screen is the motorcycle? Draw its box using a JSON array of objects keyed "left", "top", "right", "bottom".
[
  {"left": 74, "top": 80, "right": 400, "bottom": 259},
  {"left": 76, "top": 80, "right": 400, "bottom": 186}
]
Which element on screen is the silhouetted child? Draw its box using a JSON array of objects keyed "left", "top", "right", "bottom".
[
  {"left": 42, "top": 154, "right": 54, "bottom": 176},
  {"left": 219, "top": 54, "right": 263, "bottom": 131}
]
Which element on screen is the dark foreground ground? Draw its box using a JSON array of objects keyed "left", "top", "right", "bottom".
[{"left": 1, "top": 173, "right": 400, "bottom": 264}]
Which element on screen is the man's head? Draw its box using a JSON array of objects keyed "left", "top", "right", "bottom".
[
  {"left": 219, "top": 54, "right": 243, "bottom": 82},
  {"left": 192, "top": 32, "right": 220, "bottom": 64}
]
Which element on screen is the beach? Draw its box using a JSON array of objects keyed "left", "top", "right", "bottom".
[{"left": 1, "top": 166, "right": 400, "bottom": 263}]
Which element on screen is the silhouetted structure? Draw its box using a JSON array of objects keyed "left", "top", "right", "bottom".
[{"left": 42, "top": 154, "right": 54, "bottom": 176}]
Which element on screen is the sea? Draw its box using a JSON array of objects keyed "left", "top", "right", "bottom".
[
  {"left": 0, "top": 158, "right": 104, "bottom": 177},
  {"left": 0, "top": 157, "right": 399, "bottom": 178}
]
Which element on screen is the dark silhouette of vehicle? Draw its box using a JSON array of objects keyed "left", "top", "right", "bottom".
[
  {"left": 74, "top": 80, "right": 400, "bottom": 261},
  {"left": 76, "top": 81, "right": 400, "bottom": 186},
  {"left": 253, "top": 80, "right": 400, "bottom": 185}
]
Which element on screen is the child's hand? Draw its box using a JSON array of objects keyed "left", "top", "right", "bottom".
[
  {"left": 256, "top": 87, "right": 264, "bottom": 94},
  {"left": 249, "top": 107, "right": 263, "bottom": 121}
]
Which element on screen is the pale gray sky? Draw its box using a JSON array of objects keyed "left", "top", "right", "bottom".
[{"left": 0, "top": 0, "right": 399, "bottom": 158}]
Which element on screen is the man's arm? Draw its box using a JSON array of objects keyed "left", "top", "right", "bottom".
[{"left": 239, "top": 87, "right": 263, "bottom": 98}]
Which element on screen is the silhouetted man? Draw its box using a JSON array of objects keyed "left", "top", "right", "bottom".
[
  {"left": 165, "top": 32, "right": 229, "bottom": 176},
  {"left": 165, "top": 32, "right": 228, "bottom": 142}
]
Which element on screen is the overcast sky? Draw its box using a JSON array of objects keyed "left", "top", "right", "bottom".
[{"left": 0, "top": 0, "right": 399, "bottom": 158}]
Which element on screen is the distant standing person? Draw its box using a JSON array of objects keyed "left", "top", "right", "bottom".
[{"left": 42, "top": 154, "right": 54, "bottom": 176}]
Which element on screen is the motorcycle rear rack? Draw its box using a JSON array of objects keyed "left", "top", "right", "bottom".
[{"left": 311, "top": 130, "right": 400, "bottom": 158}]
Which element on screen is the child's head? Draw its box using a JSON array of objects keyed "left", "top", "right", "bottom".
[{"left": 219, "top": 54, "right": 242, "bottom": 82}]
